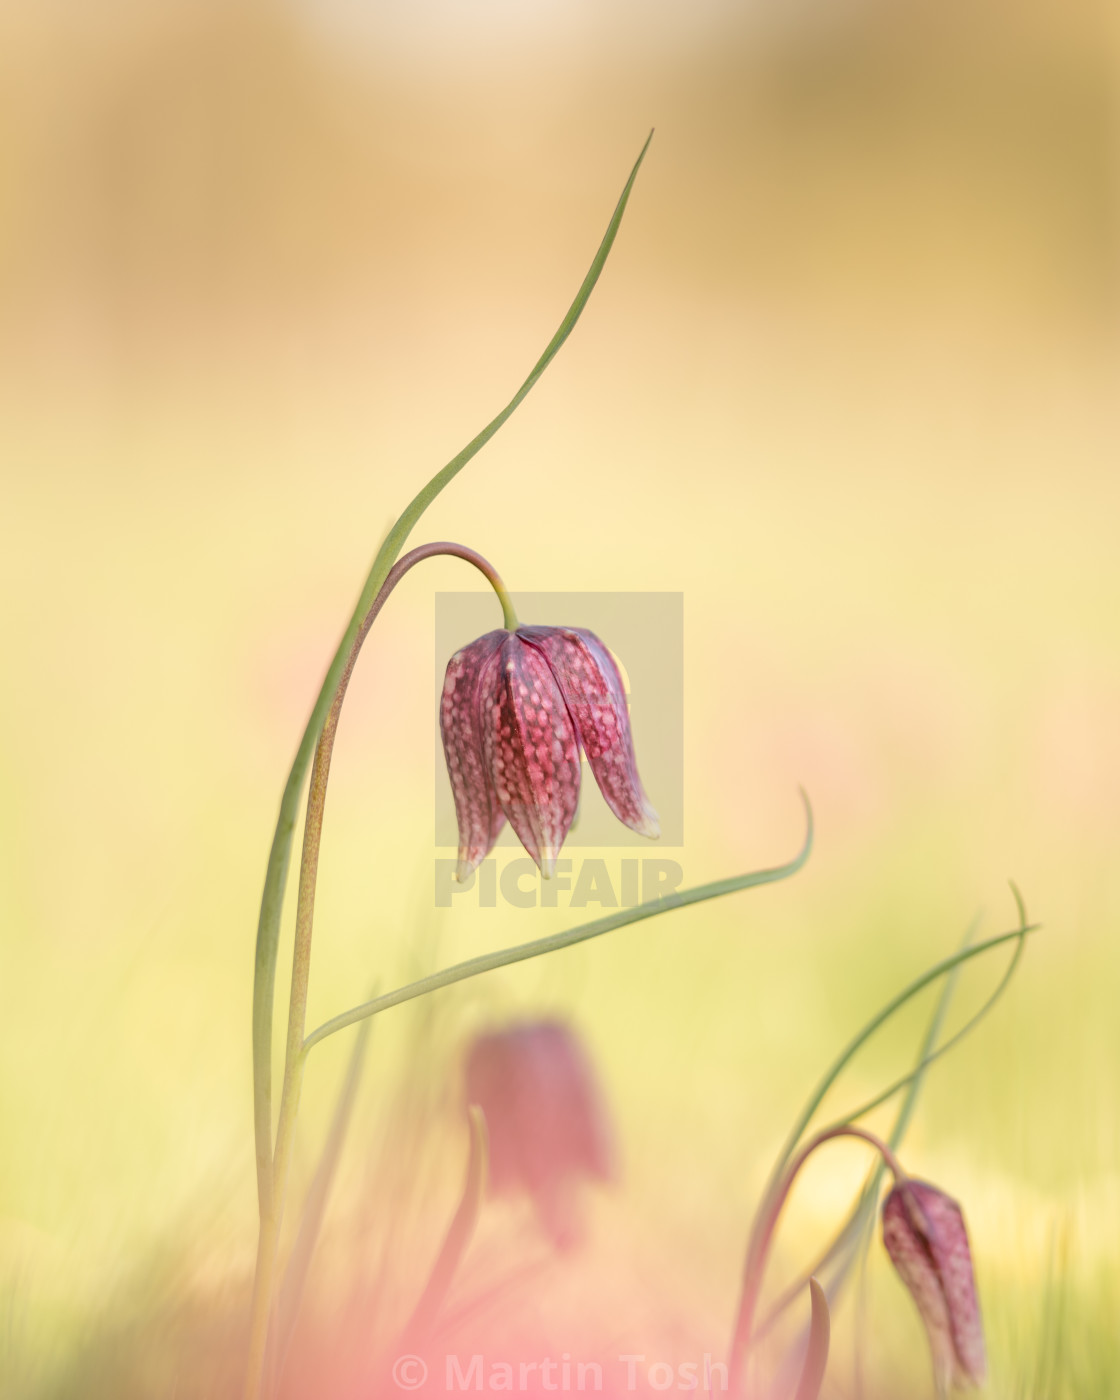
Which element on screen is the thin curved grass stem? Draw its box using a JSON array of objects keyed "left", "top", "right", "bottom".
[
  {"left": 728, "top": 1125, "right": 902, "bottom": 1391},
  {"left": 729, "top": 898, "right": 1036, "bottom": 1386},
  {"left": 249, "top": 130, "right": 652, "bottom": 1222},
  {"left": 245, "top": 133, "right": 653, "bottom": 1400},
  {"left": 755, "top": 915, "right": 996, "bottom": 1341},
  {"left": 279, "top": 543, "right": 510, "bottom": 1122},
  {"left": 301, "top": 794, "right": 814, "bottom": 1058},
  {"left": 748, "top": 915, "right": 1035, "bottom": 1261},
  {"left": 836, "top": 927, "right": 1028, "bottom": 1128}
]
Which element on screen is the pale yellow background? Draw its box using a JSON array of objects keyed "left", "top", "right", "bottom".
[{"left": 1, "top": 1, "right": 1117, "bottom": 1394}]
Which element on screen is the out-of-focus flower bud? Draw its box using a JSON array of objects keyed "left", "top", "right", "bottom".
[{"left": 464, "top": 1021, "right": 615, "bottom": 1249}]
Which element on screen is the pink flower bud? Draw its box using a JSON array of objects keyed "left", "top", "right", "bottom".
[
  {"left": 464, "top": 1022, "right": 615, "bottom": 1249},
  {"left": 882, "top": 1178, "right": 986, "bottom": 1390},
  {"left": 441, "top": 626, "right": 659, "bottom": 880}
]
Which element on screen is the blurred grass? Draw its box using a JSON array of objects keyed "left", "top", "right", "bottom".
[{"left": 1, "top": 0, "right": 1118, "bottom": 1395}]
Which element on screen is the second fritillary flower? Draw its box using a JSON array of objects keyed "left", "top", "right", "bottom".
[
  {"left": 882, "top": 1178, "right": 987, "bottom": 1391},
  {"left": 464, "top": 1020, "right": 615, "bottom": 1248}
]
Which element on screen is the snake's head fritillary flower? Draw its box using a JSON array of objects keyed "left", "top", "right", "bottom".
[
  {"left": 882, "top": 1178, "right": 986, "bottom": 1391},
  {"left": 464, "top": 1021, "right": 615, "bottom": 1249},
  {"left": 440, "top": 625, "right": 659, "bottom": 880}
]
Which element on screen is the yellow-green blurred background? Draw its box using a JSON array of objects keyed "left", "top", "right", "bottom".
[{"left": 1, "top": 0, "right": 1118, "bottom": 1394}]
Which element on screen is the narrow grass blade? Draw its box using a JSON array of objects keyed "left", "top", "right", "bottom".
[
  {"left": 815, "top": 888, "right": 1032, "bottom": 1309},
  {"left": 401, "top": 1105, "right": 489, "bottom": 1347},
  {"left": 302, "top": 792, "right": 813, "bottom": 1057},
  {"left": 759, "top": 917, "right": 982, "bottom": 1338},
  {"left": 792, "top": 1279, "right": 830, "bottom": 1400},
  {"left": 738, "top": 888, "right": 1036, "bottom": 1372},
  {"left": 274, "top": 1013, "right": 375, "bottom": 1370},
  {"left": 251, "top": 131, "right": 654, "bottom": 1213},
  {"left": 750, "top": 894, "right": 1034, "bottom": 1248}
]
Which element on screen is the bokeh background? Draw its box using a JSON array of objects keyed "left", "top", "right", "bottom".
[{"left": 1, "top": 0, "right": 1118, "bottom": 1395}]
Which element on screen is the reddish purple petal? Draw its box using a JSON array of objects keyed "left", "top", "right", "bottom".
[
  {"left": 440, "top": 630, "right": 507, "bottom": 880},
  {"left": 464, "top": 1021, "right": 615, "bottom": 1248},
  {"left": 480, "top": 634, "right": 580, "bottom": 877},
  {"left": 518, "top": 626, "right": 659, "bottom": 840},
  {"left": 882, "top": 1179, "right": 986, "bottom": 1389}
]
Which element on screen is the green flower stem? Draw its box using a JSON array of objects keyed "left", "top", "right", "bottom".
[
  {"left": 753, "top": 919, "right": 979, "bottom": 1343},
  {"left": 728, "top": 898, "right": 1035, "bottom": 1389},
  {"left": 250, "top": 129, "right": 652, "bottom": 1225},
  {"left": 756, "top": 910, "right": 1032, "bottom": 1342},
  {"left": 493, "top": 581, "right": 519, "bottom": 632},
  {"left": 276, "top": 1010, "right": 375, "bottom": 1374},
  {"left": 728, "top": 1125, "right": 904, "bottom": 1393},
  {"left": 300, "top": 792, "right": 813, "bottom": 1059},
  {"left": 830, "top": 924, "right": 1028, "bottom": 1132},
  {"left": 281, "top": 543, "right": 511, "bottom": 1130},
  {"left": 244, "top": 543, "right": 514, "bottom": 1400},
  {"left": 749, "top": 919, "right": 1033, "bottom": 1260}
]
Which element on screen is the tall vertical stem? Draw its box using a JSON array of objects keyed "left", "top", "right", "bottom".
[{"left": 243, "top": 543, "right": 515, "bottom": 1400}]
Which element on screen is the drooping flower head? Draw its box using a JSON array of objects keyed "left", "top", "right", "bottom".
[
  {"left": 464, "top": 1021, "right": 615, "bottom": 1249},
  {"left": 441, "top": 625, "right": 659, "bottom": 879},
  {"left": 881, "top": 1178, "right": 986, "bottom": 1391}
]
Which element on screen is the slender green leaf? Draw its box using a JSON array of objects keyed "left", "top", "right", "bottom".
[
  {"left": 756, "top": 917, "right": 981, "bottom": 1342},
  {"left": 737, "top": 890, "right": 1036, "bottom": 1376},
  {"left": 251, "top": 132, "right": 654, "bottom": 1213},
  {"left": 750, "top": 902, "right": 1035, "bottom": 1248},
  {"left": 302, "top": 792, "right": 813, "bottom": 1058},
  {"left": 401, "top": 1105, "right": 489, "bottom": 1347},
  {"left": 792, "top": 1279, "right": 830, "bottom": 1400},
  {"left": 274, "top": 1012, "right": 375, "bottom": 1369}
]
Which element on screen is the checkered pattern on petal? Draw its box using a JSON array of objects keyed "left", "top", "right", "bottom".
[
  {"left": 439, "top": 630, "right": 507, "bottom": 880},
  {"left": 479, "top": 634, "right": 581, "bottom": 878},
  {"left": 882, "top": 1179, "right": 986, "bottom": 1390},
  {"left": 518, "top": 626, "right": 659, "bottom": 839}
]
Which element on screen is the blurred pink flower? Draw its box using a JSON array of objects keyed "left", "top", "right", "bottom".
[
  {"left": 440, "top": 626, "right": 659, "bottom": 880},
  {"left": 464, "top": 1022, "right": 615, "bottom": 1249},
  {"left": 882, "top": 1178, "right": 986, "bottom": 1390}
]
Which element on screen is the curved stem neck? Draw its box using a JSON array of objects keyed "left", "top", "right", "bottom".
[
  {"left": 728, "top": 1125, "right": 904, "bottom": 1393},
  {"left": 278, "top": 541, "right": 514, "bottom": 1094}
]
